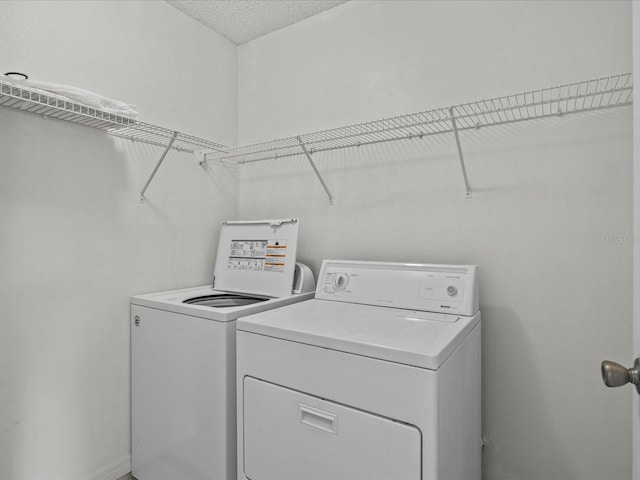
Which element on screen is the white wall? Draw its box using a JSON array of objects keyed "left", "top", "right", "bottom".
[
  {"left": 0, "top": 1, "right": 237, "bottom": 478},
  {"left": 237, "top": 1, "right": 633, "bottom": 479},
  {"left": 0, "top": 1, "right": 633, "bottom": 479}
]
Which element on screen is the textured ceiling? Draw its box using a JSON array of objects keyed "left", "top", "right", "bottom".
[{"left": 166, "top": 0, "right": 348, "bottom": 45}]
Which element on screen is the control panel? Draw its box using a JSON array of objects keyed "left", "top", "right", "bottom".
[{"left": 317, "top": 260, "right": 479, "bottom": 316}]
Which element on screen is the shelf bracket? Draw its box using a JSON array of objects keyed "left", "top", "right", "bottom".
[
  {"left": 139, "top": 131, "right": 178, "bottom": 203},
  {"left": 297, "top": 136, "right": 334, "bottom": 205},
  {"left": 449, "top": 107, "right": 472, "bottom": 198},
  {"left": 194, "top": 150, "right": 207, "bottom": 166}
]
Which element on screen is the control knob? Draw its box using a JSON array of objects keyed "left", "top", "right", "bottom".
[{"left": 333, "top": 273, "right": 349, "bottom": 291}]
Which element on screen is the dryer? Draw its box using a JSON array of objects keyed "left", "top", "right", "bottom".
[
  {"left": 131, "top": 219, "right": 315, "bottom": 480},
  {"left": 236, "top": 260, "right": 481, "bottom": 480}
]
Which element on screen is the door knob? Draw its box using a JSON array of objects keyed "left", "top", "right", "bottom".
[{"left": 601, "top": 358, "right": 640, "bottom": 394}]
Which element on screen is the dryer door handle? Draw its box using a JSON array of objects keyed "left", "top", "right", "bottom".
[{"left": 298, "top": 403, "right": 338, "bottom": 435}]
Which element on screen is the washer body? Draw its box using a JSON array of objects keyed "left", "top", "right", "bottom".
[
  {"left": 131, "top": 219, "right": 314, "bottom": 480},
  {"left": 236, "top": 260, "right": 481, "bottom": 480}
]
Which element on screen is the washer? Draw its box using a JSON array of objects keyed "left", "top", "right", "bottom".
[
  {"left": 131, "top": 219, "right": 315, "bottom": 480},
  {"left": 236, "top": 260, "right": 481, "bottom": 480}
]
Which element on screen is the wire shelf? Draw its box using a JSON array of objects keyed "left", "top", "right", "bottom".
[
  {"left": 0, "top": 79, "right": 228, "bottom": 153},
  {"left": 1, "top": 73, "right": 631, "bottom": 202},
  {"left": 210, "top": 73, "right": 632, "bottom": 164},
  {"left": 108, "top": 122, "right": 228, "bottom": 153}
]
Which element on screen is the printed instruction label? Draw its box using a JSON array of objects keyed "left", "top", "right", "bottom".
[{"left": 228, "top": 239, "right": 287, "bottom": 272}]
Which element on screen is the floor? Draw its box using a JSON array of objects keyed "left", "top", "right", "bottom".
[{"left": 116, "top": 474, "right": 133, "bottom": 480}]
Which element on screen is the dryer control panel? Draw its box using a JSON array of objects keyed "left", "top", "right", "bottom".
[{"left": 317, "top": 260, "right": 479, "bottom": 316}]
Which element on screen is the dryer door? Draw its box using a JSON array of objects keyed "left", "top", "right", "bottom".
[{"left": 243, "top": 377, "right": 421, "bottom": 480}]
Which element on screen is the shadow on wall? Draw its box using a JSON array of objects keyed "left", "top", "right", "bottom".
[{"left": 480, "top": 304, "right": 573, "bottom": 480}]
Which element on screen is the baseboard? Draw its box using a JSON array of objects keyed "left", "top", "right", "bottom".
[{"left": 86, "top": 454, "right": 131, "bottom": 480}]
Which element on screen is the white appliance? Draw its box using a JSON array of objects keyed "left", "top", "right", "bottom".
[
  {"left": 236, "top": 259, "right": 481, "bottom": 480},
  {"left": 131, "top": 219, "right": 315, "bottom": 480}
]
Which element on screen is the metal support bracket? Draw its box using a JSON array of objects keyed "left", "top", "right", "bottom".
[
  {"left": 297, "top": 136, "right": 334, "bottom": 205},
  {"left": 449, "top": 107, "right": 472, "bottom": 198},
  {"left": 139, "top": 131, "right": 178, "bottom": 203},
  {"left": 195, "top": 150, "right": 208, "bottom": 166}
]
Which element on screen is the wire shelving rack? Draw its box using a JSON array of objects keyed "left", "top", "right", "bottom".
[
  {"left": 206, "top": 72, "right": 633, "bottom": 201},
  {"left": 1, "top": 73, "right": 632, "bottom": 202},
  {"left": 0, "top": 79, "right": 228, "bottom": 201},
  {"left": 0, "top": 80, "right": 228, "bottom": 153}
]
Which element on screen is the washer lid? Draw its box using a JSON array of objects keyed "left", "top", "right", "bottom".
[
  {"left": 237, "top": 299, "right": 480, "bottom": 370},
  {"left": 213, "top": 219, "right": 299, "bottom": 298}
]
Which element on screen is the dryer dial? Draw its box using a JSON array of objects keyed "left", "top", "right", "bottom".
[{"left": 333, "top": 273, "right": 350, "bottom": 291}]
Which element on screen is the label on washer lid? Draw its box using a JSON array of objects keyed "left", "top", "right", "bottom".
[
  {"left": 227, "top": 239, "right": 287, "bottom": 273},
  {"left": 214, "top": 219, "right": 299, "bottom": 298}
]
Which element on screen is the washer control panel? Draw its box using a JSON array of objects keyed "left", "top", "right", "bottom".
[{"left": 318, "top": 260, "right": 478, "bottom": 316}]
